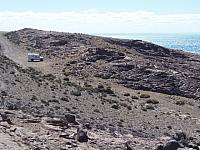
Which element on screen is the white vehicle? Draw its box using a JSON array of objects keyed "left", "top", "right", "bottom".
[{"left": 28, "top": 53, "right": 43, "bottom": 62}]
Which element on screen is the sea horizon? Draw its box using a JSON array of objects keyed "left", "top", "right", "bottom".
[{"left": 93, "top": 33, "right": 200, "bottom": 54}]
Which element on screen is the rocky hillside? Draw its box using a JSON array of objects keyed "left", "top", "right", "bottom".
[
  {"left": 5, "top": 28, "right": 200, "bottom": 100},
  {"left": 0, "top": 28, "right": 200, "bottom": 149}
]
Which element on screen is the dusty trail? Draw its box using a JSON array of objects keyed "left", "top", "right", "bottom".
[
  {"left": 0, "top": 32, "right": 28, "bottom": 67},
  {"left": 0, "top": 32, "right": 52, "bottom": 73}
]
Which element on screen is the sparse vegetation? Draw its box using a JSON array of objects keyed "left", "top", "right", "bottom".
[
  {"left": 43, "top": 74, "right": 56, "bottom": 81},
  {"left": 176, "top": 100, "right": 185, "bottom": 106},
  {"left": 95, "top": 85, "right": 114, "bottom": 95},
  {"left": 60, "top": 97, "right": 69, "bottom": 102},
  {"left": 140, "top": 93, "right": 150, "bottom": 98},
  {"left": 146, "top": 99, "right": 159, "bottom": 104},
  {"left": 48, "top": 99, "right": 60, "bottom": 103},
  {"left": 105, "top": 86, "right": 114, "bottom": 95},
  {"left": 131, "top": 96, "right": 139, "bottom": 100},
  {"left": 1, "top": 28, "right": 200, "bottom": 150},
  {"left": 124, "top": 93, "right": 130, "bottom": 96}
]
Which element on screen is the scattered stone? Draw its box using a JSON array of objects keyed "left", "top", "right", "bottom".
[
  {"left": 145, "top": 104, "right": 155, "bottom": 110},
  {"left": 156, "top": 144, "right": 164, "bottom": 150},
  {"left": 84, "top": 123, "right": 92, "bottom": 130},
  {"left": 124, "top": 93, "right": 130, "bottom": 96},
  {"left": 111, "top": 104, "right": 120, "bottom": 109},
  {"left": 0, "top": 121, "right": 11, "bottom": 128},
  {"left": 23, "top": 118, "right": 41, "bottom": 123},
  {"left": 59, "top": 133, "right": 69, "bottom": 138},
  {"left": 0, "top": 112, "right": 12, "bottom": 124},
  {"left": 125, "top": 141, "right": 134, "bottom": 150},
  {"left": 60, "top": 147, "right": 67, "bottom": 150},
  {"left": 10, "top": 126, "right": 17, "bottom": 132},
  {"left": 173, "top": 130, "right": 187, "bottom": 141},
  {"left": 65, "top": 114, "right": 79, "bottom": 125},
  {"left": 167, "top": 125, "right": 172, "bottom": 130},
  {"left": 46, "top": 118, "right": 68, "bottom": 127},
  {"left": 163, "top": 140, "right": 180, "bottom": 150},
  {"left": 77, "top": 127, "right": 89, "bottom": 142},
  {"left": 131, "top": 96, "right": 139, "bottom": 100},
  {"left": 187, "top": 143, "right": 199, "bottom": 150}
]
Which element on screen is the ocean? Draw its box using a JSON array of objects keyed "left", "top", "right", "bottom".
[{"left": 94, "top": 33, "right": 200, "bottom": 54}]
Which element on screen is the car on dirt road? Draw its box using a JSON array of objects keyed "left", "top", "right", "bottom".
[{"left": 28, "top": 53, "right": 43, "bottom": 62}]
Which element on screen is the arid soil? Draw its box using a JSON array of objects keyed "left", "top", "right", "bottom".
[{"left": 0, "top": 28, "right": 200, "bottom": 150}]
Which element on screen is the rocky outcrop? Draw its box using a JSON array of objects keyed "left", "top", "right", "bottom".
[
  {"left": 95, "top": 61, "right": 200, "bottom": 99},
  {"left": 83, "top": 47, "right": 125, "bottom": 62},
  {"left": 103, "top": 38, "right": 188, "bottom": 58}
]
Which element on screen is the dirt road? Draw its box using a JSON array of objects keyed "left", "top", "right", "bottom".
[
  {"left": 0, "top": 32, "right": 52, "bottom": 73},
  {"left": 0, "top": 32, "right": 29, "bottom": 66}
]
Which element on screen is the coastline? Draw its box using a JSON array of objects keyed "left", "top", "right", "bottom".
[{"left": 93, "top": 33, "right": 200, "bottom": 54}]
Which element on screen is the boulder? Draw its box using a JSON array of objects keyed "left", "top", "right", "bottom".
[
  {"left": 77, "top": 127, "right": 89, "bottom": 142},
  {"left": 163, "top": 140, "right": 180, "bottom": 150},
  {"left": 155, "top": 144, "right": 164, "bottom": 150},
  {"left": 65, "top": 114, "right": 79, "bottom": 125}
]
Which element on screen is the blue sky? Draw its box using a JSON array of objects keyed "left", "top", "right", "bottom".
[
  {"left": 0, "top": 0, "right": 200, "bottom": 13},
  {"left": 0, "top": 0, "right": 200, "bottom": 33},
  {"left": 1, "top": 0, "right": 200, "bottom": 13}
]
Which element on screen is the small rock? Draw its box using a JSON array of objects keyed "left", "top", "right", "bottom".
[
  {"left": 156, "top": 144, "right": 164, "bottom": 150},
  {"left": 59, "top": 133, "right": 69, "bottom": 138},
  {"left": 60, "top": 147, "right": 67, "bottom": 150},
  {"left": 65, "top": 114, "right": 79, "bottom": 125},
  {"left": 145, "top": 104, "right": 155, "bottom": 110},
  {"left": 0, "top": 112, "right": 12, "bottom": 124},
  {"left": 197, "top": 141, "right": 200, "bottom": 146},
  {"left": 187, "top": 143, "right": 199, "bottom": 150},
  {"left": 163, "top": 140, "right": 180, "bottom": 150},
  {"left": 77, "top": 127, "right": 89, "bottom": 142},
  {"left": 84, "top": 123, "right": 92, "bottom": 130},
  {"left": 167, "top": 126, "right": 172, "bottom": 130},
  {"left": 46, "top": 117, "right": 68, "bottom": 127},
  {"left": 59, "top": 133, "right": 75, "bottom": 139},
  {"left": 125, "top": 141, "right": 134, "bottom": 150},
  {"left": 173, "top": 130, "right": 187, "bottom": 141},
  {"left": 10, "top": 126, "right": 17, "bottom": 132},
  {"left": 0, "top": 121, "right": 11, "bottom": 128}
]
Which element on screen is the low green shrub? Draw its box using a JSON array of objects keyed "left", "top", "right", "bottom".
[
  {"left": 140, "top": 93, "right": 150, "bottom": 98},
  {"left": 146, "top": 99, "right": 159, "bottom": 104}
]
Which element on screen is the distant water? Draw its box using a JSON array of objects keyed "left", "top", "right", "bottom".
[{"left": 94, "top": 33, "right": 200, "bottom": 54}]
